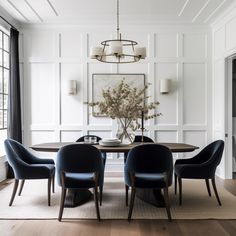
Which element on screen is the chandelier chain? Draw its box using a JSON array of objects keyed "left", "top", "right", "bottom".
[{"left": 117, "top": 0, "right": 120, "bottom": 39}]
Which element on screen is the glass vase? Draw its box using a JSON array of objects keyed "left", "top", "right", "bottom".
[{"left": 116, "top": 118, "right": 135, "bottom": 145}]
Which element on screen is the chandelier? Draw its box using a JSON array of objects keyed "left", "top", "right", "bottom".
[{"left": 90, "top": 0, "right": 146, "bottom": 63}]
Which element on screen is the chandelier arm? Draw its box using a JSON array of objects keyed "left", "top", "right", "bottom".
[
  {"left": 101, "top": 39, "right": 138, "bottom": 46},
  {"left": 131, "top": 42, "right": 135, "bottom": 52},
  {"left": 95, "top": 54, "right": 141, "bottom": 64},
  {"left": 96, "top": 59, "right": 140, "bottom": 64}
]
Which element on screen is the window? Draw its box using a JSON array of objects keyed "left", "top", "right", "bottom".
[{"left": 0, "top": 29, "right": 9, "bottom": 130}]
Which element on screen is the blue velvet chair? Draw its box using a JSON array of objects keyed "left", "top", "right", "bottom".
[
  {"left": 4, "top": 139, "right": 55, "bottom": 206},
  {"left": 125, "top": 144, "right": 173, "bottom": 221},
  {"left": 134, "top": 135, "right": 154, "bottom": 143},
  {"left": 76, "top": 135, "right": 107, "bottom": 166},
  {"left": 56, "top": 144, "right": 104, "bottom": 221},
  {"left": 76, "top": 135, "right": 106, "bottom": 204},
  {"left": 124, "top": 135, "right": 154, "bottom": 163},
  {"left": 174, "top": 140, "right": 224, "bottom": 206}
]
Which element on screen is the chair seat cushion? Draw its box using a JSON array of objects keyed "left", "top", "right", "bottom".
[
  {"left": 21, "top": 164, "right": 55, "bottom": 179},
  {"left": 31, "top": 164, "right": 55, "bottom": 173},
  {"left": 64, "top": 172, "right": 95, "bottom": 189},
  {"left": 133, "top": 173, "right": 167, "bottom": 188},
  {"left": 174, "top": 164, "right": 211, "bottom": 179}
]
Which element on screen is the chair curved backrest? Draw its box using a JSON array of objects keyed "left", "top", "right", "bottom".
[
  {"left": 134, "top": 135, "right": 154, "bottom": 143},
  {"left": 56, "top": 144, "right": 104, "bottom": 186},
  {"left": 4, "top": 139, "right": 55, "bottom": 180},
  {"left": 4, "top": 139, "right": 28, "bottom": 178},
  {"left": 76, "top": 135, "right": 107, "bottom": 166},
  {"left": 125, "top": 144, "right": 173, "bottom": 186},
  {"left": 194, "top": 140, "right": 224, "bottom": 167},
  {"left": 76, "top": 135, "right": 102, "bottom": 142},
  {"left": 4, "top": 139, "right": 39, "bottom": 165}
]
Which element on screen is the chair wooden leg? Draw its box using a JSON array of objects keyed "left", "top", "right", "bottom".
[
  {"left": 163, "top": 187, "right": 172, "bottom": 222},
  {"left": 18, "top": 179, "right": 25, "bottom": 196},
  {"left": 211, "top": 177, "right": 222, "bottom": 206},
  {"left": 9, "top": 179, "right": 19, "bottom": 206},
  {"left": 99, "top": 186, "right": 103, "bottom": 206},
  {"left": 52, "top": 173, "right": 55, "bottom": 193},
  {"left": 124, "top": 152, "right": 128, "bottom": 163},
  {"left": 58, "top": 187, "right": 66, "bottom": 221},
  {"left": 47, "top": 178, "right": 51, "bottom": 206},
  {"left": 128, "top": 187, "right": 136, "bottom": 221},
  {"left": 174, "top": 173, "right": 177, "bottom": 195},
  {"left": 125, "top": 185, "right": 129, "bottom": 206},
  {"left": 178, "top": 177, "right": 182, "bottom": 205},
  {"left": 205, "top": 179, "right": 211, "bottom": 197},
  {"left": 94, "top": 186, "right": 101, "bottom": 221}
]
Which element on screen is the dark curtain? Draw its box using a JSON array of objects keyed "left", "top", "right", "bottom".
[{"left": 7, "top": 28, "right": 22, "bottom": 178}]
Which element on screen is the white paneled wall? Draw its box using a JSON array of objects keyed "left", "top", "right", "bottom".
[
  {"left": 20, "top": 25, "right": 211, "bottom": 172},
  {"left": 212, "top": 5, "right": 236, "bottom": 178}
]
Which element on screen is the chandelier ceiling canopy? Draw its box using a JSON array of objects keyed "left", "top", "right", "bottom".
[{"left": 90, "top": 0, "right": 147, "bottom": 64}]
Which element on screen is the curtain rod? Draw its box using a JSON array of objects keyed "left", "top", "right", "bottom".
[{"left": 0, "top": 15, "right": 18, "bottom": 31}]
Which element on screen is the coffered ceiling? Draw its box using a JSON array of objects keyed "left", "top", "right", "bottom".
[{"left": 0, "top": 0, "right": 235, "bottom": 25}]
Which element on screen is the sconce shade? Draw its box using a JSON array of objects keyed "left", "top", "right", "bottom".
[
  {"left": 160, "top": 79, "right": 171, "bottom": 94},
  {"left": 68, "top": 80, "right": 77, "bottom": 95}
]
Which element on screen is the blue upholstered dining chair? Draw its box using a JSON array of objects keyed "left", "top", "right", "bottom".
[
  {"left": 76, "top": 135, "right": 106, "bottom": 204},
  {"left": 174, "top": 140, "right": 224, "bottom": 206},
  {"left": 4, "top": 139, "right": 55, "bottom": 206},
  {"left": 76, "top": 135, "right": 107, "bottom": 166},
  {"left": 76, "top": 135, "right": 102, "bottom": 143},
  {"left": 124, "top": 135, "right": 154, "bottom": 164},
  {"left": 134, "top": 135, "right": 154, "bottom": 143},
  {"left": 56, "top": 144, "right": 104, "bottom": 221},
  {"left": 125, "top": 144, "right": 173, "bottom": 221}
]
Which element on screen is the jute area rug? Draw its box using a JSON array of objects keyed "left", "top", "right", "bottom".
[{"left": 0, "top": 177, "right": 236, "bottom": 220}]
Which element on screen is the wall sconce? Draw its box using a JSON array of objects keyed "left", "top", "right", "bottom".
[
  {"left": 68, "top": 80, "right": 77, "bottom": 95},
  {"left": 160, "top": 79, "right": 171, "bottom": 94}
]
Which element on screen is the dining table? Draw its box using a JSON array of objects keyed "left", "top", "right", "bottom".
[{"left": 30, "top": 142, "right": 199, "bottom": 208}]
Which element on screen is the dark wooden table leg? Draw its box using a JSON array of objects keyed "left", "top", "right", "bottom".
[
  {"left": 136, "top": 189, "right": 165, "bottom": 207},
  {"left": 64, "top": 189, "right": 92, "bottom": 208}
]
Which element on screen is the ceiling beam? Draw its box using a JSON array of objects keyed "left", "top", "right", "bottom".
[
  {"left": 204, "top": 0, "right": 227, "bottom": 23},
  {"left": 47, "top": 0, "right": 58, "bottom": 16},
  {"left": 24, "top": 0, "right": 43, "bottom": 22},
  {"left": 192, "top": 0, "right": 211, "bottom": 23},
  {"left": 178, "top": 0, "right": 190, "bottom": 17},
  {"left": 7, "top": 0, "right": 29, "bottom": 22}
]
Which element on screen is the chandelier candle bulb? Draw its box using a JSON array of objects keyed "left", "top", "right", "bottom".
[
  {"left": 90, "top": 46, "right": 103, "bottom": 59},
  {"left": 109, "top": 41, "right": 123, "bottom": 55},
  {"left": 134, "top": 47, "right": 146, "bottom": 59}
]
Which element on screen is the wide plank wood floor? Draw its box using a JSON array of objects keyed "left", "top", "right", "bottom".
[{"left": 1, "top": 178, "right": 236, "bottom": 236}]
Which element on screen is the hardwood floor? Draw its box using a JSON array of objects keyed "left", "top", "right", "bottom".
[
  {"left": 1, "top": 219, "right": 236, "bottom": 236},
  {"left": 1, "top": 178, "right": 236, "bottom": 236}
]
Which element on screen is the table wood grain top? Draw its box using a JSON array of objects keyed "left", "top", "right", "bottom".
[{"left": 30, "top": 142, "right": 199, "bottom": 153}]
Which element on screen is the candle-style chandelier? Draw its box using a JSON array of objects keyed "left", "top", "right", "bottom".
[{"left": 90, "top": 0, "right": 146, "bottom": 63}]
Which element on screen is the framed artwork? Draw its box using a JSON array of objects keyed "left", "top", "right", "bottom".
[{"left": 92, "top": 73, "right": 146, "bottom": 116}]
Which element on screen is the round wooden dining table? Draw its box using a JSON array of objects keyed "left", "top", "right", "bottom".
[{"left": 30, "top": 142, "right": 199, "bottom": 208}]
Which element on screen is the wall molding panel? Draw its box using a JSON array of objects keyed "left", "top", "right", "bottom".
[{"left": 21, "top": 25, "right": 211, "bottom": 172}]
